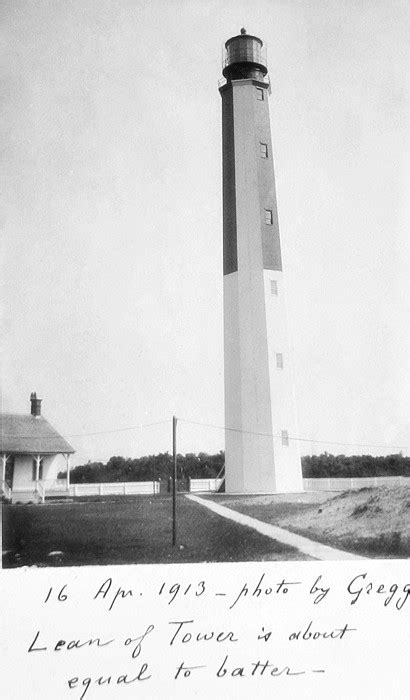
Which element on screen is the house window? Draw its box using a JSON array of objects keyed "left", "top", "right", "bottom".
[
  {"left": 32, "top": 457, "right": 44, "bottom": 481},
  {"left": 265, "top": 209, "right": 273, "bottom": 225},
  {"left": 270, "top": 280, "right": 278, "bottom": 295},
  {"left": 276, "top": 352, "right": 283, "bottom": 369},
  {"left": 256, "top": 87, "right": 264, "bottom": 101},
  {"left": 281, "top": 430, "right": 289, "bottom": 447},
  {"left": 260, "top": 142, "right": 268, "bottom": 158},
  {"left": 5, "top": 456, "right": 15, "bottom": 488}
]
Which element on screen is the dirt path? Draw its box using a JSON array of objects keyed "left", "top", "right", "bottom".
[
  {"left": 205, "top": 486, "right": 410, "bottom": 558},
  {"left": 188, "top": 494, "right": 366, "bottom": 560}
]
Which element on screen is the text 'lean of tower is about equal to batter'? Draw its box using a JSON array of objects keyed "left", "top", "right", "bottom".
[{"left": 220, "top": 29, "right": 303, "bottom": 494}]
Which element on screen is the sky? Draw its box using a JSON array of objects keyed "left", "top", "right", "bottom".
[{"left": 1, "top": 0, "right": 409, "bottom": 465}]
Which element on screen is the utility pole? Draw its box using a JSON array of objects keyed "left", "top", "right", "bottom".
[{"left": 172, "top": 415, "right": 177, "bottom": 546}]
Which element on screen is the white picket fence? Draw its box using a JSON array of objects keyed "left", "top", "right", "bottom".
[
  {"left": 303, "top": 476, "right": 410, "bottom": 491},
  {"left": 189, "top": 476, "right": 410, "bottom": 494},
  {"left": 189, "top": 478, "right": 224, "bottom": 493},
  {"left": 69, "top": 481, "right": 160, "bottom": 497}
]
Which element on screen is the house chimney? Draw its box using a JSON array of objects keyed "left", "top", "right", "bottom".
[{"left": 30, "top": 392, "right": 42, "bottom": 417}]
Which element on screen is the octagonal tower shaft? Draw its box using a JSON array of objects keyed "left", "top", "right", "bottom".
[{"left": 220, "top": 31, "right": 303, "bottom": 493}]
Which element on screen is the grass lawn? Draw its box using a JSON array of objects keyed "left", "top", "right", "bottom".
[
  {"left": 2, "top": 494, "right": 312, "bottom": 568},
  {"left": 205, "top": 486, "right": 410, "bottom": 558}
]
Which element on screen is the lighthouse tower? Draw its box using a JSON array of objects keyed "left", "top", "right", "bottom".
[{"left": 220, "top": 29, "right": 303, "bottom": 493}]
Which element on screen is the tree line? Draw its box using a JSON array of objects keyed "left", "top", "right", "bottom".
[
  {"left": 59, "top": 451, "right": 410, "bottom": 483},
  {"left": 302, "top": 452, "right": 410, "bottom": 478},
  {"left": 61, "top": 451, "right": 225, "bottom": 484}
]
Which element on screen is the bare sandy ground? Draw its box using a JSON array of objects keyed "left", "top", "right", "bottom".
[{"left": 208, "top": 486, "right": 410, "bottom": 558}]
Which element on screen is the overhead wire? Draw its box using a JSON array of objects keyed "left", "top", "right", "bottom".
[
  {"left": 177, "top": 417, "right": 409, "bottom": 452},
  {"left": 2, "top": 415, "right": 408, "bottom": 451},
  {"left": 2, "top": 419, "right": 171, "bottom": 440}
]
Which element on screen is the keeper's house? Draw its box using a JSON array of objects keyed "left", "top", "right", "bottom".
[{"left": 0, "top": 393, "right": 74, "bottom": 504}]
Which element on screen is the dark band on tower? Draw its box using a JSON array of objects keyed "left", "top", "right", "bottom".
[{"left": 220, "top": 29, "right": 282, "bottom": 277}]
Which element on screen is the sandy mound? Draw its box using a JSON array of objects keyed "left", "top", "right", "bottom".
[{"left": 278, "top": 486, "right": 410, "bottom": 555}]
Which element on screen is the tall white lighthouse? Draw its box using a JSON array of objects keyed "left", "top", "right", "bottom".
[{"left": 220, "top": 29, "right": 303, "bottom": 493}]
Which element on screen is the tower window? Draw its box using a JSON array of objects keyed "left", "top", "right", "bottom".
[
  {"left": 281, "top": 430, "right": 289, "bottom": 447},
  {"left": 260, "top": 142, "right": 268, "bottom": 158},
  {"left": 256, "top": 88, "right": 264, "bottom": 101},
  {"left": 265, "top": 209, "right": 273, "bottom": 225},
  {"left": 270, "top": 280, "right": 278, "bottom": 295},
  {"left": 276, "top": 352, "right": 283, "bottom": 369}
]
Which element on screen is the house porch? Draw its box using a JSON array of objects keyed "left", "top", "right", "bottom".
[{"left": 1, "top": 452, "right": 72, "bottom": 504}]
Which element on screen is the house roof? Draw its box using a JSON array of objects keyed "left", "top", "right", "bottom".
[{"left": 0, "top": 414, "right": 75, "bottom": 454}]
